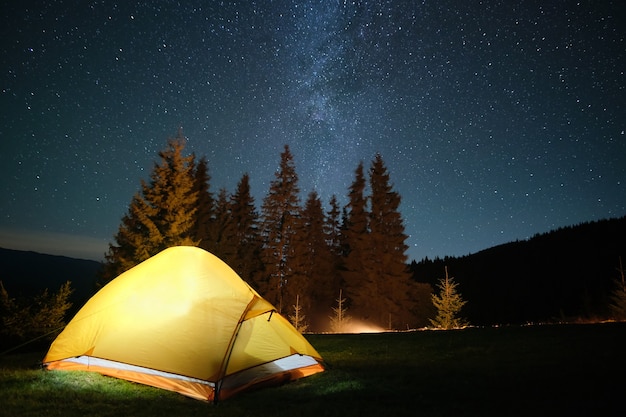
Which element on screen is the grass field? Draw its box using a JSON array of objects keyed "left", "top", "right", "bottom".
[{"left": 1, "top": 322, "right": 625, "bottom": 417}]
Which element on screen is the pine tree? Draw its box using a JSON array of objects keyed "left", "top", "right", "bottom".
[
  {"left": 367, "top": 153, "right": 416, "bottom": 328},
  {"left": 341, "top": 155, "right": 417, "bottom": 329},
  {"left": 146, "top": 131, "right": 198, "bottom": 246},
  {"left": 228, "top": 173, "right": 263, "bottom": 288},
  {"left": 102, "top": 130, "right": 198, "bottom": 282},
  {"left": 325, "top": 194, "right": 342, "bottom": 258},
  {"left": 430, "top": 266, "right": 468, "bottom": 329},
  {"left": 329, "top": 289, "right": 352, "bottom": 333},
  {"left": 192, "top": 156, "right": 215, "bottom": 251},
  {"left": 289, "top": 294, "right": 309, "bottom": 333},
  {"left": 30, "top": 281, "right": 73, "bottom": 337},
  {"left": 209, "top": 188, "right": 235, "bottom": 262},
  {"left": 0, "top": 280, "right": 73, "bottom": 343},
  {"left": 259, "top": 145, "right": 301, "bottom": 311},
  {"left": 289, "top": 191, "right": 336, "bottom": 331},
  {"left": 324, "top": 194, "right": 344, "bottom": 313},
  {"left": 341, "top": 162, "right": 372, "bottom": 321}
]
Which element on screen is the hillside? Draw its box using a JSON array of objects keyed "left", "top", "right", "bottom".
[
  {"left": 0, "top": 247, "right": 101, "bottom": 309},
  {"left": 2, "top": 216, "right": 625, "bottom": 327},
  {"left": 410, "top": 216, "right": 626, "bottom": 325}
]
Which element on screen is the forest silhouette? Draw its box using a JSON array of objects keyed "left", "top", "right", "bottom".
[{"left": 2, "top": 131, "right": 624, "bottom": 332}]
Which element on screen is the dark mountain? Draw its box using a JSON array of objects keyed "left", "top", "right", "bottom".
[
  {"left": 410, "top": 216, "right": 626, "bottom": 326},
  {"left": 0, "top": 247, "right": 101, "bottom": 309}
]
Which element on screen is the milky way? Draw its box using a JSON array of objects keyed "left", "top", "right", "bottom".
[{"left": 1, "top": 1, "right": 625, "bottom": 261}]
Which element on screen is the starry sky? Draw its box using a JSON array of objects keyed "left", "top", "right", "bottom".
[{"left": 1, "top": 1, "right": 625, "bottom": 262}]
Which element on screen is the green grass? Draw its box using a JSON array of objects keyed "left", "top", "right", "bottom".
[{"left": 1, "top": 323, "right": 625, "bottom": 417}]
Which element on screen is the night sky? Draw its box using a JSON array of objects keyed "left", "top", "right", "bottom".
[{"left": 1, "top": 1, "right": 625, "bottom": 262}]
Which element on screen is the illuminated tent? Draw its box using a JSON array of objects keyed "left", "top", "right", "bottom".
[{"left": 43, "top": 246, "right": 324, "bottom": 401}]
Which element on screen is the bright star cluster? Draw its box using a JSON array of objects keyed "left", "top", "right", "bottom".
[{"left": 1, "top": 1, "right": 624, "bottom": 261}]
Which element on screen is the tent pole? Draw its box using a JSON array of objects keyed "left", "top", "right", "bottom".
[
  {"left": 214, "top": 318, "right": 243, "bottom": 404},
  {"left": 213, "top": 295, "right": 260, "bottom": 403}
]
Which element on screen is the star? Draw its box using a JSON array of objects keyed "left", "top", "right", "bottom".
[{"left": 0, "top": 0, "right": 624, "bottom": 261}]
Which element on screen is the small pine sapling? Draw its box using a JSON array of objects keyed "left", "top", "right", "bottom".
[
  {"left": 289, "top": 294, "right": 308, "bottom": 333},
  {"left": 329, "top": 289, "right": 352, "bottom": 333},
  {"left": 430, "top": 266, "right": 468, "bottom": 329}
]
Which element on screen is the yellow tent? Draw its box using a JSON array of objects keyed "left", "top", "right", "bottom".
[{"left": 43, "top": 246, "right": 324, "bottom": 401}]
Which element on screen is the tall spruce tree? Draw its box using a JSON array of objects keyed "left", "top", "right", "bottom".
[
  {"left": 227, "top": 173, "right": 263, "bottom": 288},
  {"left": 325, "top": 194, "right": 343, "bottom": 258},
  {"left": 259, "top": 145, "right": 301, "bottom": 312},
  {"left": 102, "top": 130, "right": 198, "bottom": 283},
  {"left": 192, "top": 156, "right": 215, "bottom": 251},
  {"left": 341, "top": 162, "right": 372, "bottom": 320},
  {"left": 208, "top": 188, "right": 234, "bottom": 262},
  {"left": 325, "top": 194, "right": 343, "bottom": 301},
  {"left": 367, "top": 153, "right": 416, "bottom": 328},
  {"left": 289, "top": 191, "right": 336, "bottom": 331}
]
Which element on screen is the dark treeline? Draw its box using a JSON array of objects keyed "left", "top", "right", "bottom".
[
  {"left": 2, "top": 130, "right": 624, "bottom": 331},
  {"left": 100, "top": 131, "right": 434, "bottom": 331},
  {"left": 410, "top": 216, "right": 626, "bottom": 325},
  {"left": 99, "top": 131, "right": 626, "bottom": 329},
  {"left": 3, "top": 129, "right": 623, "bottom": 332}
]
